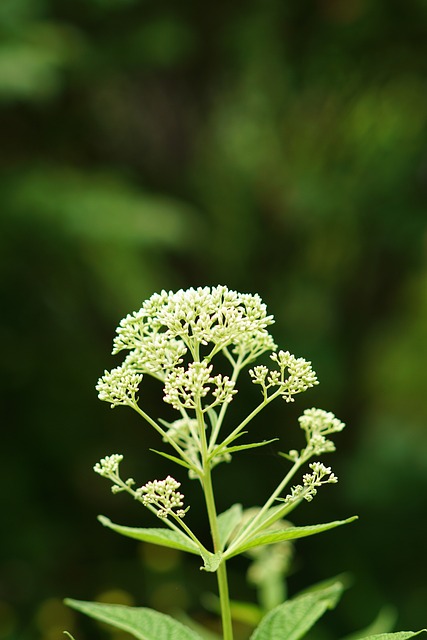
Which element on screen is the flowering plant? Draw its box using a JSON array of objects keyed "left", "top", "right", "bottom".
[{"left": 66, "top": 286, "right": 425, "bottom": 640}]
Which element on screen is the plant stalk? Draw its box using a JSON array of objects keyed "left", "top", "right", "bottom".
[{"left": 196, "top": 403, "right": 234, "bottom": 640}]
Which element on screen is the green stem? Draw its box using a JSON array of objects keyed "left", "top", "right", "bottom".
[
  {"left": 170, "top": 512, "right": 211, "bottom": 557},
  {"left": 196, "top": 402, "right": 233, "bottom": 640},
  {"left": 208, "top": 353, "right": 245, "bottom": 451}
]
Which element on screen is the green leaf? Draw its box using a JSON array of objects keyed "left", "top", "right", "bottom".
[
  {"left": 98, "top": 515, "right": 200, "bottom": 555},
  {"left": 149, "top": 448, "right": 194, "bottom": 471},
  {"left": 222, "top": 504, "right": 290, "bottom": 552},
  {"left": 65, "top": 599, "right": 203, "bottom": 640},
  {"left": 250, "top": 581, "right": 344, "bottom": 640},
  {"left": 296, "top": 573, "right": 353, "bottom": 597},
  {"left": 217, "top": 504, "right": 243, "bottom": 550},
  {"left": 357, "top": 632, "right": 427, "bottom": 640},
  {"left": 98, "top": 516, "right": 223, "bottom": 572},
  {"left": 222, "top": 438, "right": 279, "bottom": 455},
  {"left": 226, "top": 517, "right": 357, "bottom": 558},
  {"left": 211, "top": 431, "right": 248, "bottom": 457}
]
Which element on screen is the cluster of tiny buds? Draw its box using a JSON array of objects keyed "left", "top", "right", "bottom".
[
  {"left": 135, "top": 476, "right": 187, "bottom": 519},
  {"left": 112, "top": 285, "right": 275, "bottom": 359},
  {"left": 93, "top": 454, "right": 134, "bottom": 495},
  {"left": 249, "top": 350, "right": 318, "bottom": 402},
  {"left": 163, "top": 362, "right": 236, "bottom": 411},
  {"left": 96, "top": 367, "right": 143, "bottom": 408},
  {"left": 284, "top": 408, "right": 345, "bottom": 461},
  {"left": 282, "top": 462, "right": 338, "bottom": 505},
  {"left": 97, "top": 286, "right": 279, "bottom": 413},
  {"left": 94, "top": 456, "right": 187, "bottom": 519},
  {"left": 93, "top": 454, "right": 123, "bottom": 477},
  {"left": 299, "top": 408, "right": 345, "bottom": 436}
]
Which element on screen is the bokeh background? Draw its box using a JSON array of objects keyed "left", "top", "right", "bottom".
[{"left": 1, "top": 0, "right": 427, "bottom": 638}]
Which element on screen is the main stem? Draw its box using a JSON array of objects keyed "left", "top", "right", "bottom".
[{"left": 196, "top": 403, "right": 233, "bottom": 640}]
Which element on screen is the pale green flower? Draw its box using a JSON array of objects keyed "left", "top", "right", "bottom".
[
  {"left": 282, "top": 461, "right": 338, "bottom": 505},
  {"left": 111, "top": 285, "right": 275, "bottom": 364},
  {"left": 163, "top": 362, "right": 236, "bottom": 411},
  {"left": 93, "top": 454, "right": 123, "bottom": 478},
  {"left": 299, "top": 408, "right": 345, "bottom": 454},
  {"left": 122, "top": 335, "right": 187, "bottom": 380},
  {"left": 135, "top": 476, "right": 187, "bottom": 519},
  {"left": 249, "top": 350, "right": 318, "bottom": 402},
  {"left": 96, "top": 366, "right": 143, "bottom": 408}
]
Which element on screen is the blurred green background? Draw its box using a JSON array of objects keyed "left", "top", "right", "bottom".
[{"left": 1, "top": 0, "right": 427, "bottom": 638}]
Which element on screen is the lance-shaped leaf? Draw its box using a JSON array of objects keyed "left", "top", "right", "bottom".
[
  {"left": 210, "top": 434, "right": 277, "bottom": 461},
  {"left": 217, "top": 504, "right": 243, "bottom": 550},
  {"left": 98, "top": 515, "right": 200, "bottom": 555},
  {"left": 220, "top": 438, "right": 279, "bottom": 455},
  {"left": 150, "top": 449, "right": 195, "bottom": 471},
  {"left": 250, "top": 581, "right": 344, "bottom": 640},
  {"left": 65, "top": 599, "right": 204, "bottom": 640},
  {"left": 226, "top": 504, "right": 286, "bottom": 543},
  {"left": 98, "top": 516, "right": 222, "bottom": 572},
  {"left": 225, "top": 516, "right": 357, "bottom": 558},
  {"left": 357, "top": 632, "right": 427, "bottom": 640}
]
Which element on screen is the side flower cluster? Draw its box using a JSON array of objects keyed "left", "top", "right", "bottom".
[
  {"left": 249, "top": 350, "right": 319, "bottom": 402},
  {"left": 135, "top": 476, "right": 187, "bottom": 519},
  {"left": 281, "top": 462, "right": 338, "bottom": 506},
  {"left": 94, "top": 455, "right": 187, "bottom": 520},
  {"left": 96, "top": 367, "right": 143, "bottom": 408}
]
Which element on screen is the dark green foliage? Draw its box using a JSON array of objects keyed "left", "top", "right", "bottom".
[{"left": 1, "top": 1, "right": 427, "bottom": 638}]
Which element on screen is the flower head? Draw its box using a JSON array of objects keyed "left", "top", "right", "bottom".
[
  {"left": 96, "top": 366, "right": 143, "bottom": 408},
  {"left": 135, "top": 476, "right": 187, "bottom": 519},
  {"left": 94, "top": 454, "right": 123, "bottom": 478},
  {"left": 164, "top": 361, "right": 236, "bottom": 411},
  {"left": 282, "top": 461, "right": 338, "bottom": 506},
  {"left": 299, "top": 408, "right": 345, "bottom": 454},
  {"left": 112, "top": 286, "right": 275, "bottom": 364},
  {"left": 249, "top": 350, "right": 318, "bottom": 402}
]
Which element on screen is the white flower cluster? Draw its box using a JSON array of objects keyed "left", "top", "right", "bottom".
[
  {"left": 135, "top": 475, "right": 187, "bottom": 519},
  {"left": 93, "top": 454, "right": 124, "bottom": 478},
  {"left": 121, "top": 336, "right": 187, "bottom": 381},
  {"left": 299, "top": 408, "right": 345, "bottom": 455},
  {"left": 94, "top": 456, "right": 186, "bottom": 519},
  {"left": 97, "top": 286, "right": 276, "bottom": 411},
  {"left": 113, "top": 285, "right": 275, "bottom": 361},
  {"left": 93, "top": 453, "right": 136, "bottom": 495},
  {"left": 96, "top": 366, "right": 143, "bottom": 408},
  {"left": 163, "top": 362, "right": 236, "bottom": 411},
  {"left": 249, "top": 350, "right": 318, "bottom": 402},
  {"left": 282, "top": 462, "right": 338, "bottom": 505}
]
